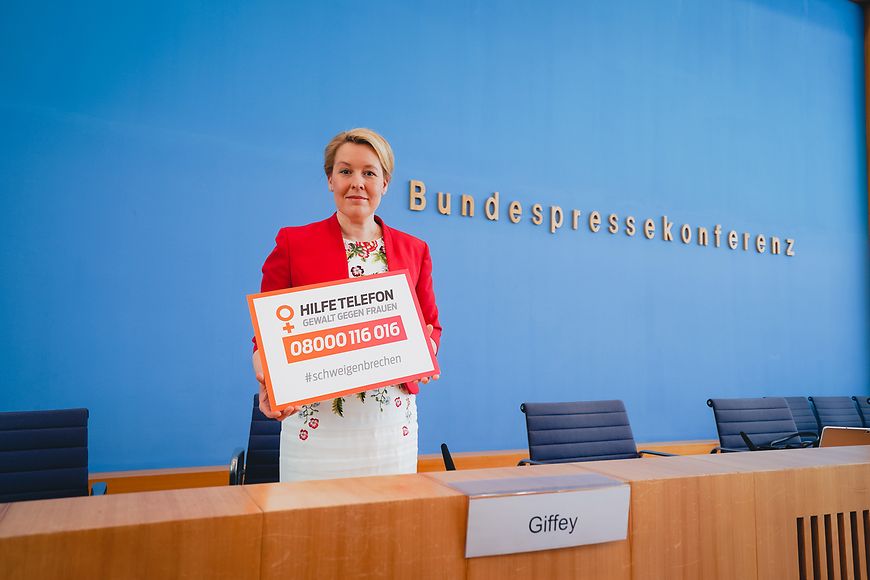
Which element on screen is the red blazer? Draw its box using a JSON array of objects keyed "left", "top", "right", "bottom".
[{"left": 255, "top": 213, "right": 441, "bottom": 394}]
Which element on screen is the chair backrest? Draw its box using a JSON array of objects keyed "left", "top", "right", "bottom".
[
  {"left": 244, "top": 395, "right": 281, "bottom": 484},
  {"left": 809, "top": 396, "right": 863, "bottom": 429},
  {"left": 783, "top": 397, "right": 819, "bottom": 441},
  {"left": 706, "top": 398, "right": 798, "bottom": 451},
  {"left": 852, "top": 396, "right": 870, "bottom": 428},
  {"left": 521, "top": 400, "right": 639, "bottom": 463},
  {"left": 0, "top": 408, "right": 90, "bottom": 502}
]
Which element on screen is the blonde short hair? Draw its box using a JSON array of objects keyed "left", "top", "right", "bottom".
[{"left": 324, "top": 128, "right": 395, "bottom": 179}]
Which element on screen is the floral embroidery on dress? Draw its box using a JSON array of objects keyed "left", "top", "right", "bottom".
[
  {"left": 373, "top": 244, "right": 387, "bottom": 265},
  {"left": 297, "top": 403, "right": 321, "bottom": 441},
  {"left": 346, "top": 240, "right": 380, "bottom": 261},
  {"left": 369, "top": 388, "right": 390, "bottom": 411},
  {"left": 403, "top": 397, "right": 413, "bottom": 436}
]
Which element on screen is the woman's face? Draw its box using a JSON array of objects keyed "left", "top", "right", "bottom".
[{"left": 328, "top": 142, "right": 390, "bottom": 224}]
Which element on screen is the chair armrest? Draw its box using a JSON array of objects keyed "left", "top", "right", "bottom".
[
  {"left": 229, "top": 447, "right": 245, "bottom": 485},
  {"left": 769, "top": 432, "right": 803, "bottom": 448},
  {"left": 638, "top": 449, "right": 676, "bottom": 457},
  {"left": 710, "top": 446, "right": 745, "bottom": 453},
  {"left": 517, "top": 458, "right": 544, "bottom": 466},
  {"left": 90, "top": 482, "right": 107, "bottom": 495},
  {"left": 797, "top": 431, "right": 820, "bottom": 447},
  {"left": 739, "top": 431, "right": 761, "bottom": 451}
]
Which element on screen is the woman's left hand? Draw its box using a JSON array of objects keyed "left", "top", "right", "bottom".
[{"left": 419, "top": 324, "right": 440, "bottom": 384}]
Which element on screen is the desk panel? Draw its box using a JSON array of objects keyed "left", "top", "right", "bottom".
[
  {"left": 0, "top": 487, "right": 263, "bottom": 580},
  {"left": 244, "top": 474, "right": 467, "bottom": 580},
  {"left": 579, "top": 456, "right": 758, "bottom": 580},
  {"left": 753, "top": 461, "right": 870, "bottom": 580}
]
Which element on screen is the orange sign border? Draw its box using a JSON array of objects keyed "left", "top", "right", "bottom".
[{"left": 247, "top": 269, "right": 440, "bottom": 411}]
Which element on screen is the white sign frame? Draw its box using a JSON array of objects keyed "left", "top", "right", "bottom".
[{"left": 248, "top": 270, "right": 439, "bottom": 410}]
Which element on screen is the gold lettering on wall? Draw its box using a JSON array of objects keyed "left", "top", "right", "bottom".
[
  {"left": 550, "top": 206, "right": 563, "bottom": 233},
  {"left": 409, "top": 180, "right": 426, "bottom": 211},
  {"left": 461, "top": 194, "right": 474, "bottom": 217},
  {"left": 728, "top": 231, "right": 738, "bottom": 250},
  {"left": 589, "top": 211, "right": 601, "bottom": 233},
  {"left": 662, "top": 216, "right": 674, "bottom": 242},
  {"left": 509, "top": 201, "right": 522, "bottom": 223},
  {"left": 485, "top": 192, "right": 499, "bottom": 221},
  {"left": 407, "top": 180, "right": 797, "bottom": 257},
  {"left": 437, "top": 192, "right": 451, "bottom": 215},
  {"left": 680, "top": 224, "right": 691, "bottom": 244}
]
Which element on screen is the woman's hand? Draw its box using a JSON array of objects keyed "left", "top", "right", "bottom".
[
  {"left": 253, "top": 351, "right": 299, "bottom": 420},
  {"left": 419, "top": 324, "right": 441, "bottom": 385}
]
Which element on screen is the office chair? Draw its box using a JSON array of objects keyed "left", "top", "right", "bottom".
[
  {"left": 518, "top": 400, "right": 673, "bottom": 466},
  {"left": 0, "top": 408, "right": 101, "bottom": 502},
  {"left": 853, "top": 396, "right": 870, "bottom": 427},
  {"left": 808, "top": 396, "right": 864, "bottom": 430},
  {"left": 706, "top": 397, "right": 817, "bottom": 452},
  {"left": 782, "top": 397, "right": 820, "bottom": 445},
  {"left": 230, "top": 394, "right": 281, "bottom": 485}
]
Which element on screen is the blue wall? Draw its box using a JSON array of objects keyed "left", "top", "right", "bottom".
[{"left": 1, "top": 0, "right": 867, "bottom": 471}]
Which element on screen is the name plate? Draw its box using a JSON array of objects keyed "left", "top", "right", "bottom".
[
  {"left": 248, "top": 270, "right": 439, "bottom": 410},
  {"left": 449, "top": 474, "right": 629, "bottom": 558}
]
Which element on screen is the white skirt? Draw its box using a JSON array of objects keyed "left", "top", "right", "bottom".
[{"left": 279, "top": 386, "right": 418, "bottom": 482}]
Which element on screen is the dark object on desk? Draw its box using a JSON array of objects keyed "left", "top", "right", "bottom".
[
  {"left": 440, "top": 442, "right": 456, "bottom": 471},
  {"left": 0, "top": 407, "right": 105, "bottom": 502},
  {"left": 230, "top": 394, "right": 281, "bottom": 485},
  {"left": 706, "top": 397, "right": 817, "bottom": 452},
  {"left": 809, "top": 396, "right": 864, "bottom": 430},
  {"left": 518, "top": 399, "right": 674, "bottom": 466}
]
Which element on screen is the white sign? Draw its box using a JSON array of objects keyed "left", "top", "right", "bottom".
[
  {"left": 248, "top": 270, "right": 439, "bottom": 410},
  {"left": 463, "top": 481, "right": 630, "bottom": 558}
]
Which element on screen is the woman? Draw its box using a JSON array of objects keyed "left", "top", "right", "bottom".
[{"left": 252, "top": 128, "right": 441, "bottom": 482}]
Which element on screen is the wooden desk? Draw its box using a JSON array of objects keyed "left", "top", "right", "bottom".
[{"left": 1, "top": 447, "right": 868, "bottom": 580}]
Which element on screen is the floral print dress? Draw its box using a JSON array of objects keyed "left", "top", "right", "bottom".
[{"left": 279, "top": 238, "right": 419, "bottom": 482}]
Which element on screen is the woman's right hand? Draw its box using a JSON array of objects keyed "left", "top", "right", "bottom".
[{"left": 253, "top": 352, "right": 299, "bottom": 420}]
